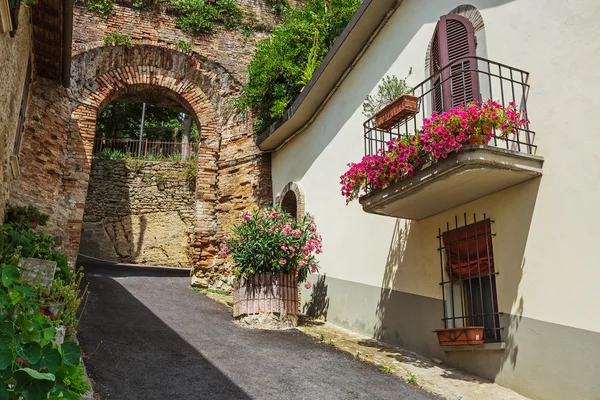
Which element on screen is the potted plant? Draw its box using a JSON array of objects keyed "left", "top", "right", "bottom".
[
  {"left": 363, "top": 69, "right": 418, "bottom": 131},
  {"left": 6, "top": 205, "right": 49, "bottom": 229},
  {"left": 220, "top": 207, "right": 322, "bottom": 327},
  {"left": 434, "top": 326, "right": 485, "bottom": 346}
]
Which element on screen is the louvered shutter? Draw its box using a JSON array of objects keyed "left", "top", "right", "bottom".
[{"left": 430, "top": 14, "right": 479, "bottom": 112}]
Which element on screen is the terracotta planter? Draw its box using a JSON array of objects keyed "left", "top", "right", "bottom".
[
  {"left": 233, "top": 272, "right": 298, "bottom": 323},
  {"left": 435, "top": 326, "right": 485, "bottom": 346},
  {"left": 468, "top": 122, "right": 493, "bottom": 145},
  {"left": 29, "top": 219, "right": 38, "bottom": 229},
  {"left": 375, "top": 94, "right": 419, "bottom": 131}
]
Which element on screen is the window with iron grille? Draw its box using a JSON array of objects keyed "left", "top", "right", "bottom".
[
  {"left": 437, "top": 214, "right": 501, "bottom": 342},
  {"left": 13, "top": 56, "right": 32, "bottom": 157}
]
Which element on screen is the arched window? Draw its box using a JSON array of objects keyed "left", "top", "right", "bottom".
[
  {"left": 276, "top": 182, "right": 305, "bottom": 221},
  {"left": 430, "top": 14, "right": 479, "bottom": 111},
  {"left": 281, "top": 191, "right": 298, "bottom": 220}
]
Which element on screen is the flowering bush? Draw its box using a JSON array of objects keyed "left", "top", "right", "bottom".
[
  {"left": 220, "top": 208, "right": 322, "bottom": 286},
  {"left": 341, "top": 100, "right": 529, "bottom": 203}
]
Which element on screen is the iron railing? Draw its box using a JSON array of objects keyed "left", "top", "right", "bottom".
[
  {"left": 364, "top": 56, "right": 536, "bottom": 158},
  {"left": 92, "top": 138, "right": 198, "bottom": 160},
  {"left": 437, "top": 213, "right": 501, "bottom": 342}
]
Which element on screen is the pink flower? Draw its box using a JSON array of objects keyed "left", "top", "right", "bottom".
[
  {"left": 304, "top": 282, "right": 312, "bottom": 290},
  {"left": 219, "top": 245, "right": 230, "bottom": 256},
  {"left": 279, "top": 259, "right": 287, "bottom": 265},
  {"left": 240, "top": 211, "right": 252, "bottom": 221}
]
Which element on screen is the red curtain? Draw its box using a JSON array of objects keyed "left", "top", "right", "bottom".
[{"left": 442, "top": 220, "right": 494, "bottom": 282}]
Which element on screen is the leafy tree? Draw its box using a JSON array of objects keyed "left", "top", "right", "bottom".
[{"left": 236, "top": 0, "right": 361, "bottom": 133}]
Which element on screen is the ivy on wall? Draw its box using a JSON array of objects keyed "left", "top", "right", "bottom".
[
  {"left": 78, "top": 0, "right": 254, "bottom": 34},
  {"left": 234, "top": 0, "right": 361, "bottom": 134}
]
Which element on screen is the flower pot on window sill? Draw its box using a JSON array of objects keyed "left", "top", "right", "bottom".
[
  {"left": 375, "top": 94, "right": 419, "bottom": 131},
  {"left": 434, "top": 326, "right": 485, "bottom": 346},
  {"left": 468, "top": 123, "right": 493, "bottom": 145}
]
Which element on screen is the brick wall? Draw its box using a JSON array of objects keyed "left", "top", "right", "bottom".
[{"left": 9, "top": 2, "right": 274, "bottom": 287}]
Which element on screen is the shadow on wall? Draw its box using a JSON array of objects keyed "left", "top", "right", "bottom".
[
  {"left": 303, "top": 274, "right": 330, "bottom": 320},
  {"left": 373, "top": 177, "right": 542, "bottom": 383}
]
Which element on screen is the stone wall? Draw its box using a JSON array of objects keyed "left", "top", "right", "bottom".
[
  {"left": 80, "top": 159, "right": 196, "bottom": 267},
  {"left": 0, "top": 6, "right": 32, "bottom": 222},
  {"left": 9, "top": 2, "right": 274, "bottom": 287}
]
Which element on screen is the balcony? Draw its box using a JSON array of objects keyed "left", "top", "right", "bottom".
[{"left": 358, "top": 57, "right": 543, "bottom": 220}]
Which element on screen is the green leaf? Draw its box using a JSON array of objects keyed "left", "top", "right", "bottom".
[
  {"left": 14, "top": 368, "right": 55, "bottom": 400},
  {"left": 1, "top": 266, "right": 19, "bottom": 288},
  {"left": 17, "top": 342, "right": 42, "bottom": 364},
  {"left": 42, "top": 327, "right": 57, "bottom": 342},
  {"left": 61, "top": 342, "right": 81, "bottom": 367},
  {"left": 8, "top": 290, "right": 22, "bottom": 306},
  {"left": 50, "top": 388, "right": 83, "bottom": 400},
  {"left": 36, "top": 346, "right": 62, "bottom": 374},
  {"left": 0, "top": 345, "right": 12, "bottom": 370},
  {"left": 0, "top": 383, "right": 8, "bottom": 400}
]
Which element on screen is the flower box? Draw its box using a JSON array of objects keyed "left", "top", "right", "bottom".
[
  {"left": 375, "top": 94, "right": 419, "bottom": 130},
  {"left": 468, "top": 122, "right": 493, "bottom": 145},
  {"left": 435, "top": 326, "right": 485, "bottom": 346}
]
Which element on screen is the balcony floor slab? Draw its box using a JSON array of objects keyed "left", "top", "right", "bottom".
[{"left": 359, "top": 146, "right": 544, "bottom": 220}]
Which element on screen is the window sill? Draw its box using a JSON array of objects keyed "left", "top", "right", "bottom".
[{"left": 442, "top": 342, "right": 506, "bottom": 352}]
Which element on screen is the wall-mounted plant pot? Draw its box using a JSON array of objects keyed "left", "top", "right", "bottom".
[
  {"left": 434, "top": 326, "right": 485, "bottom": 346},
  {"left": 29, "top": 219, "right": 39, "bottom": 229},
  {"left": 468, "top": 123, "right": 493, "bottom": 145},
  {"left": 375, "top": 94, "right": 419, "bottom": 131}
]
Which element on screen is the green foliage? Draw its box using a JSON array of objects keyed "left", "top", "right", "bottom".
[
  {"left": 0, "top": 225, "right": 88, "bottom": 399},
  {"left": 86, "top": 0, "right": 114, "bottom": 19},
  {"left": 183, "top": 162, "right": 197, "bottom": 190},
  {"left": 1, "top": 224, "right": 72, "bottom": 283},
  {"left": 96, "top": 102, "right": 186, "bottom": 141},
  {"left": 175, "top": 39, "right": 193, "bottom": 52},
  {"left": 104, "top": 31, "right": 133, "bottom": 47},
  {"left": 380, "top": 365, "right": 393, "bottom": 374},
  {"left": 236, "top": 0, "right": 361, "bottom": 133},
  {"left": 362, "top": 69, "right": 413, "bottom": 118},
  {"left": 405, "top": 371, "right": 417, "bottom": 384},
  {"left": 172, "top": 0, "right": 244, "bottom": 34},
  {"left": 327, "top": 338, "right": 335, "bottom": 346},
  {"left": 193, "top": 287, "right": 229, "bottom": 296},
  {"left": 94, "top": 149, "right": 128, "bottom": 160},
  {"left": 6, "top": 205, "right": 49, "bottom": 227}
]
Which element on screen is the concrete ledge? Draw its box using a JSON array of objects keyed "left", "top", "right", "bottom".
[
  {"left": 360, "top": 146, "right": 544, "bottom": 220},
  {"left": 442, "top": 342, "right": 506, "bottom": 352}
]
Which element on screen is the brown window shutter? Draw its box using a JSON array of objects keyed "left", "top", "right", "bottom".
[{"left": 430, "top": 14, "right": 479, "bottom": 111}]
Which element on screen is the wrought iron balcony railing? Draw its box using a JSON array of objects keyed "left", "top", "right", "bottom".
[{"left": 364, "top": 57, "right": 536, "bottom": 158}]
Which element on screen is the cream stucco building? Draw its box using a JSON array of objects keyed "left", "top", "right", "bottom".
[{"left": 258, "top": 1, "right": 600, "bottom": 399}]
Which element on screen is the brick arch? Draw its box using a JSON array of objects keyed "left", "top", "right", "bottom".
[{"left": 66, "top": 53, "right": 233, "bottom": 274}]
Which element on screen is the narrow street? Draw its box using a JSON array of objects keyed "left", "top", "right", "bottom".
[{"left": 77, "top": 258, "right": 437, "bottom": 399}]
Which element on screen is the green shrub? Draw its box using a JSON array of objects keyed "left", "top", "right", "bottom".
[
  {"left": 0, "top": 229, "right": 88, "bottom": 399},
  {"left": 172, "top": 0, "right": 244, "bottom": 34},
  {"left": 86, "top": 0, "right": 114, "bottom": 19},
  {"left": 175, "top": 39, "right": 193, "bottom": 52},
  {"left": 104, "top": 31, "right": 133, "bottom": 47},
  {"left": 235, "top": 0, "right": 361, "bottom": 133},
  {"left": 6, "top": 205, "right": 49, "bottom": 227}
]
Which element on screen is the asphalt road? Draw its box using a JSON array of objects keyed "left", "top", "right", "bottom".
[{"left": 77, "top": 258, "right": 437, "bottom": 400}]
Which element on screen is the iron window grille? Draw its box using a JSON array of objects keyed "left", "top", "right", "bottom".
[{"left": 437, "top": 213, "right": 501, "bottom": 342}]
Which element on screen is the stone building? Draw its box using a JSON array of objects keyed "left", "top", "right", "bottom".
[{"left": 4, "top": 0, "right": 275, "bottom": 287}]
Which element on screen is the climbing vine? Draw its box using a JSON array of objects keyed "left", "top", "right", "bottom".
[{"left": 235, "top": 0, "right": 361, "bottom": 134}]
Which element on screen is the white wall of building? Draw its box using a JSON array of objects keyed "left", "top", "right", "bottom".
[{"left": 271, "top": 1, "right": 600, "bottom": 399}]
